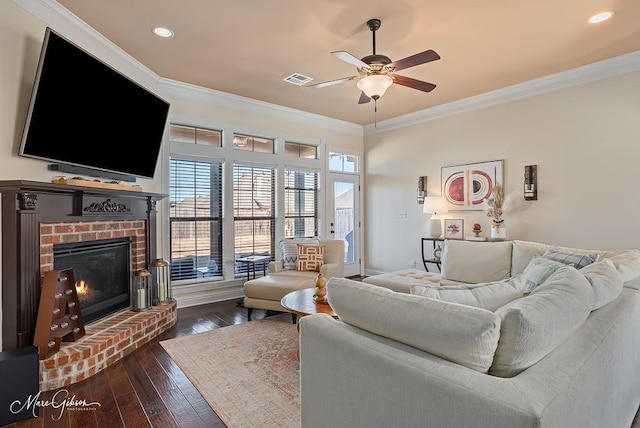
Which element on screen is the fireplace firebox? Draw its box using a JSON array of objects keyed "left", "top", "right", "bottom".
[{"left": 53, "top": 238, "right": 132, "bottom": 324}]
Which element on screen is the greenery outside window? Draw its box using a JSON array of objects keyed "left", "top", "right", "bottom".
[
  {"left": 284, "top": 169, "right": 318, "bottom": 238},
  {"left": 169, "top": 158, "right": 223, "bottom": 282}
]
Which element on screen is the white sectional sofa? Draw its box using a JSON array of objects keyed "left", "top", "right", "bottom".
[{"left": 299, "top": 240, "right": 640, "bottom": 428}]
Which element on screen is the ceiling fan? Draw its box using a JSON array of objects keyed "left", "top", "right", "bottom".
[{"left": 308, "top": 18, "right": 440, "bottom": 105}]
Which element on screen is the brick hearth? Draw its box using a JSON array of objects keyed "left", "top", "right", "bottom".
[{"left": 39, "top": 301, "right": 176, "bottom": 391}]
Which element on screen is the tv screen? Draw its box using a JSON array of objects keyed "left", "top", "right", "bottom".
[{"left": 19, "top": 28, "right": 170, "bottom": 180}]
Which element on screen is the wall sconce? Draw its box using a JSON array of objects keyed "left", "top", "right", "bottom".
[
  {"left": 417, "top": 176, "right": 427, "bottom": 204},
  {"left": 524, "top": 165, "right": 537, "bottom": 200}
]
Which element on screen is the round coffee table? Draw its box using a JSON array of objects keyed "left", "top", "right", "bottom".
[{"left": 281, "top": 288, "right": 338, "bottom": 320}]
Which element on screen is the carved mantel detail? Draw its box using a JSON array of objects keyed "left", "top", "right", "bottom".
[
  {"left": 18, "top": 192, "right": 38, "bottom": 210},
  {"left": 83, "top": 198, "right": 131, "bottom": 214}
]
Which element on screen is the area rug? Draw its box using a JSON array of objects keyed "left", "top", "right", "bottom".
[{"left": 159, "top": 315, "right": 300, "bottom": 428}]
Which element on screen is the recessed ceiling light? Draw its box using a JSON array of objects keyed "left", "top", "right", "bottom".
[
  {"left": 588, "top": 11, "right": 614, "bottom": 24},
  {"left": 152, "top": 27, "right": 174, "bottom": 38}
]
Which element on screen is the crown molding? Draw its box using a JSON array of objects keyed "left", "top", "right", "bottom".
[
  {"left": 364, "top": 50, "right": 640, "bottom": 135},
  {"left": 157, "top": 79, "right": 364, "bottom": 136},
  {"left": 15, "top": 0, "right": 640, "bottom": 138},
  {"left": 14, "top": 0, "right": 364, "bottom": 136}
]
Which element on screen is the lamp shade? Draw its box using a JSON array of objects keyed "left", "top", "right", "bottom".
[
  {"left": 423, "top": 196, "right": 448, "bottom": 216},
  {"left": 357, "top": 74, "right": 393, "bottom": 99}
]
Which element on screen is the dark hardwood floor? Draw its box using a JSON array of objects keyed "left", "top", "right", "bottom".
[
  {"left": 4, "top": 292, "right": 640, "bottom": 428},
  {"left": 5, "top": 299, "right": 269, "bottom": 428}
]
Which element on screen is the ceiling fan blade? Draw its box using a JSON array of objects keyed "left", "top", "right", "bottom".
[
  {"left": 307, "top": 75, "right": 358, "bottom": 89},
  {"left": 358, "top": 92, "right": 371, "bottom": 104},
  {"left": 332, "top": 51, "right": 370, "bottom": 69},
  {"left": 392, "top": 74, "right": 437, "bottom": 92},
  {"left": 391, "top": 49, "right": 440, "bottom": 72}
]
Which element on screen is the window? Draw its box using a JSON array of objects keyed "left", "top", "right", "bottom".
[
  {"left": 169, "top": 158, "right": 223, "bottom": 282},
  {"left": 169, "top": 124, "right": 221, "bottom": 147},
  {"left": 329, "top": 151, "right": 358, "bottom": 173},
  {"left": 284, "top": 169, "right": 318, "bottom": 238},
  {"left": 233, "top": 133, "right": 274, "bottom": 153},
  {"left": 233, "top": 164, "right": 275, "bottom": 275},
  {"left": 285, "top": 141, "right": 317, "bottom": 159}
]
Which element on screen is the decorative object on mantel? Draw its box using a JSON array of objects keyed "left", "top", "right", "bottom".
[
  {"left": 524, "top": 165, "right": 537, "bottom": 200},
  {"left": 314, "top": 273, "right": 329, "bottom": 304},
  {"left": 467, "top": 223, "right": 488, "bottom": 241},
  {"left": 486, "top": 183, "right": 507, "bottom": 240},
  {"left": 52, "top": 176, "right": 142, "bottom": 192},
  {"left": 417, "top": 176, "right": 427, "bottom": 204},
  {"left": 150, "top": 258, "right": 172, "bottom": 305},
  {"left": 131, "top": 269, "right": 152, "bottom": 311},
  {"left": 423, "top": 196, "right": 448, "bottom": 238}
]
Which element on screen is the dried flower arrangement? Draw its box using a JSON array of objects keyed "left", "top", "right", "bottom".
[{"left": 486, "top": 183, "right": 505, "bottom": 229}]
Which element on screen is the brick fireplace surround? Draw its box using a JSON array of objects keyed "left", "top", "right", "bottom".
[{"left": 0, "top": 180, "right": 173, "bottom": 391}]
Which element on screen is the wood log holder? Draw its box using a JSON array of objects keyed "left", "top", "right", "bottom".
[{"left": 33, "top": 269, "right": 86, "bottom": 360}]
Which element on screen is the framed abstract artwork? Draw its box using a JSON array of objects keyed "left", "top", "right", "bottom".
[
  {"left": 441, "top": 160, "right": 503, "bottom": 211},
  {"left": 444, "top": 219, "right": 464, "bottom": 239}
]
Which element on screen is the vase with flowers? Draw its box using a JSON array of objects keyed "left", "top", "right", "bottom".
[{"left": 486, "top": 183, "right": 507, "bottom": 240}]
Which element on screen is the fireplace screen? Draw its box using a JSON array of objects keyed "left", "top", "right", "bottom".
[{"left": 53, "top": 238, "right": 132, "bottom": 324}]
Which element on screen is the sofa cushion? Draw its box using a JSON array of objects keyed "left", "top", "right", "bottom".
[
  {"left": 601, "top": 249, "right": 640, "bottom": 283},
  {"left": 542, "top": 245, "right": 598, "bottom": 269},
  {"left": 440, "top": 240, "right": 513, "bottom": 283},
  {"left": 296, "top": 244, "right": 324, "bottom": 272},
  {"left": 280, "top": 237, "right": 320, "bottom": 270},
  {"left": 410, "top": 277, "right": 523, "bottom": 311},
  {"left": 521, "top": 256, "right": 565, "bottom": 294},
  {"left": 327, "top": 278, "right": 501, "bottom": 373},
  {"left": 511, "top": 240, "right": 550, "bottom": 276},
  {"left": 490, "top": 265, "right": 594, "bottom": 377},
  {"left": 579, "top": 258, "right": 623, "bottom": 310}
]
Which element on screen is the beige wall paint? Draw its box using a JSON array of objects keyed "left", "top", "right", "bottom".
[{"left": 364, "top": 71, "right": 640, "bottom": 273}]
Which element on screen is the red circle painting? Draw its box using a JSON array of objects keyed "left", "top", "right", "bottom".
[{"left": 444, "top": 169, "right": 494, "bottom": 207}]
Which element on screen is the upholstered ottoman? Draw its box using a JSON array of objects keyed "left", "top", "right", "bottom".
[
  {"left": 363, "top": 268, "right": 444, "bottom": 293},
  {"left": 243, "top": 271, "right": 318, "bottom": 322}
]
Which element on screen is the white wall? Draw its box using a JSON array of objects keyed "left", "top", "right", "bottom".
[{"left": 364, "top": 71, "right": 640, "bottom": 274}]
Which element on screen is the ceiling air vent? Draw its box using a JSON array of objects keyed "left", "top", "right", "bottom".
[{"left": 283, "top": 73, "right": 313, "bottom": 86}]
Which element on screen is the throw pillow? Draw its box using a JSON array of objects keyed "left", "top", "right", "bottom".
[
  {"left": 490, "top": 265, "right": 594, "bottom": 378},
  {"left": 521, "top": 256, "right": 565, "bottom": 294},
  {"left": 280, "top": 237, "right": 320, "bottom": 270},
  {"left": 297, "top": 244, "right": 325, "bottom": 271},
  {"left": 542, "top": 245, "right": 598, "bottom": 270},
  {"left": 327, "top": 278, "right": 501, "bottom": 373},
  {"left": 410, "top": 277, "right": 523, "bottom": 311},
  {"left": 579, "top": 258, "right": 623, "bottom": 310}
]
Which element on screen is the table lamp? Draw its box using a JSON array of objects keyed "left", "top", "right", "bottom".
[{"left": 423, "top": 196, "right": 448, "bottom": 238}]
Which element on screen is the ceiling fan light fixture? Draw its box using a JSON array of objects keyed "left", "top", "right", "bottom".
[{"left": 357, "top": 74, "right": 393, "bottom": 99}]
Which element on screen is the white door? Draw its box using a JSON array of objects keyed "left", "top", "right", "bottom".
[{"left": 328, "top": 174, "right": 360, "bottom": 277}]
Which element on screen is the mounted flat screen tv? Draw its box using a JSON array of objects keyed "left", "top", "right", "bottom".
[{"left": 19, "top": 27, "right": 170, "bottom": 181}]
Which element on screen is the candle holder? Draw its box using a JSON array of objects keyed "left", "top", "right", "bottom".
[
  {"left": 150, "top": 258, "right": 172, "bottom": 306},
  {"left": 131, "top": 269, "right": 151, "bottom": 311}
]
